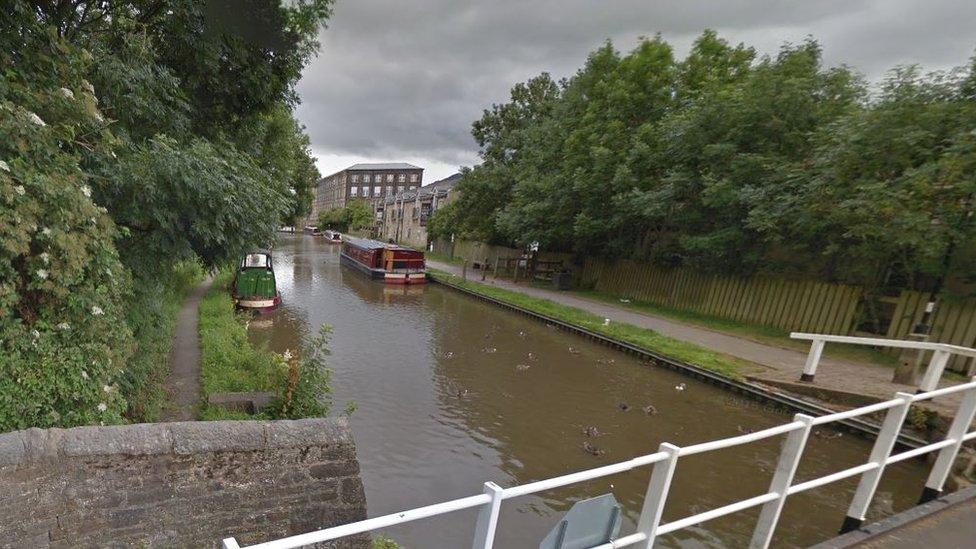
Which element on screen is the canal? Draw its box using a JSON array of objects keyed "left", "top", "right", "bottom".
[{"left": 249, "top": 235, "right": 928, "bottom": 548}]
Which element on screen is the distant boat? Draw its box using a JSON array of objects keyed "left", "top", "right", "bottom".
[
  {"left": 323, "top": 230, "right": 343, "bottom": 244},
  {"left": 303, "top": 225, "right": 323, "bottom": 236},
  {"left": 340, "top": 237, "right": 426, "bottom": 285},
  {"left": 232, "top": 250, "right": 282, "bottom": 312}
]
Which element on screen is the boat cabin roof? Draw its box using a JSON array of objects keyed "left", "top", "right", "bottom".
[
  {"left": 343, "top": 237, "right": 414, "bottom": 252},
  {"left": 241, "top": 250, "right": 273, "bottom": 268}
]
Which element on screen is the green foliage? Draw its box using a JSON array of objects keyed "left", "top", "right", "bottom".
[
  {"left": 372, "top": 535, "right": 401, "bottom": 549},
  {"left": 199, "top": 271, "right": 331, "bottom": 420},
  {"left": 317, "top": 200, "right": 374, "bottom": 232},
  {"left": 448, "top": 30, "right": 976, "bottom": 293},
  {"left": 1, "top": 1, "right": 330, "bottom": 430}
]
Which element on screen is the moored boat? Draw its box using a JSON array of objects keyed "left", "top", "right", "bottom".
[
  {"left": 340, "top": 237, "right": 426, "bottom": 284},
  {"left": 323, "top": 230, "right": 343, "bottom": 244},
  {"left": 232, "top": 250, "right": 282, "bottom": 312}
]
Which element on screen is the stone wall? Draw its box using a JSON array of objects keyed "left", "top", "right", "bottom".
[{"left": 0, "top": 418, "right": 368, "bottom": 548}]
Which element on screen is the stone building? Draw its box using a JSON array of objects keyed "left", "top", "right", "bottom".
[
  {"left": 379, "top": 173, "right": 460, "bottom": 247},
  {"left": 306, "top": 163, "right": 423, "bottom": 227}
]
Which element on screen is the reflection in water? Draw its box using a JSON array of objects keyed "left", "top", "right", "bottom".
[{"left": 249, "top": 235, "right": 927, "bottom": 548}]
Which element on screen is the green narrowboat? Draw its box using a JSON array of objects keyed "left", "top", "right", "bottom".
[{"left": 232, "top": 250, "right": 281, "bottom": 313}]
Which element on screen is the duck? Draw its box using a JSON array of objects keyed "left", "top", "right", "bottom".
[
  {"left": 603, "top": 318, "right": 611, "bottom": 326},
  {"left": 674, "top": 383, "right": 687, "bottom": 391},
  {"left": 582, "top": 426, "right": 601, "bottom": 437},
  {"left": 582, "top": 441, "right": 605, "bottom": 456},
  {"left": 617, "top": 402, "right": 631, "bottom": 412},
  {"left": 482, "top": 347, "right": 497, "bottom": 354},
  {"left": 736, "top": 425, "right": 754, "bottom": 434},
  {"left": 515, "top": 363, "right": 531, "bottom": 372},
  {"left": 642, "top": 404, "right": 658, "bottom": 416},
  {"left": 568, "top": 347, "right": 581, "bottom": 354}
]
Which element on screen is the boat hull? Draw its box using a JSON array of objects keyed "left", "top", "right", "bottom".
[
  {"left": 234, "top": 294, "right": 282, "bottom": 313},
  {"left": 341, "top": 252, "right": 425, "bottom": 284}
]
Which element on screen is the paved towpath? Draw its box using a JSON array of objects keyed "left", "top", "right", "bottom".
[
  {"left": 161, "top": 278, "right": 213, "bottom": 421},
  {"left": 427, "top": 260, "right": 963, "bottom": 414}
]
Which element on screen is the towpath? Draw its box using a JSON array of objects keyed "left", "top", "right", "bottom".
[
  {"left": 427, "top": 260, "right": 964, "bottom": 414},
  {"left": 161, "top": 278, "right": 213, "bottom": 421}
]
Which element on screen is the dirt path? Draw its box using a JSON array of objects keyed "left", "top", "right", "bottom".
[
  {"left": 161, "top": 278, "right": 213, "bottom": 422},
  {"left": 427, "top": 260, "right": 963, "bottom": 414}
]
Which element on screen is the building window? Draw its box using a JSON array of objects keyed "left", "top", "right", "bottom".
[
  {"left": 350, "top": 187, "right": 358, "bottom": 197},
  {"left": 398, "top": 174, "right": 406, "bottom": 183},
  {"left": 386, "top": 174, "right": 394, "bottom": 182},
  {"left": 361, "top": 186, "right": 369, "bottom": 197},
  {"left": 397, "top": 185, "right": 404, "bottom": 194},
  {"left": 351, "top": 174, "right": 359, "bottom": 183},
  {"left": 409, "top": 185, "right": 417, "bottom": 190},
  {"left": 363, "top": 174, "right": 371, "bottom": 183},
  {"left": 410, "top": 173, "right": 418, "bottom": 183},
  {"left": 386, "top": 186, "right": 393, "bottom": 196},
  {"left": 373, "top": 186, "right": 381, "bottom": 196}
]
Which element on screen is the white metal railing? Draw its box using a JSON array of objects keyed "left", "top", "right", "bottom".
[
  {"left": 222, "top": 378, "right": 976, "bottom": 549},
  {"left": 791, "top": 332, "right": 976, "bottom": 391}
]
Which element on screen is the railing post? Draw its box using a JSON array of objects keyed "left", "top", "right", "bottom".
[
  {"left": 800, "top": 339, "right": 825, "bottom": 382},
  {"left": 750, "top": 414, "right": 814, "bottom": 548},
  {"left": 919, "top": 381, "right": 976, "bottom": 503},
  {"left": 634, "top": 443, "right": 680, "bottom": 549},
  {"left": 221, "top": 538, "right": 241, "bottom": 549},
  {"left": 840, "top": 392, "right": 914, "bottom": 533},
  {"left": 472, "top": 481, "right": 504, "bottom": 549},
  {"left": 918, "top": 349, "right": 950, "bottom": 393}
]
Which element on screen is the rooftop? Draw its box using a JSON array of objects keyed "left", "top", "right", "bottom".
[{"left": 346, "top": 163, "right": 422, "bottom": 171}]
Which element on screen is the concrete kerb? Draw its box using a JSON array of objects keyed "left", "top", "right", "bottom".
[{"left": 427, "top": 273, "right": 928, "bottom": 448}]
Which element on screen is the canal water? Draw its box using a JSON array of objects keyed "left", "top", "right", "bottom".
[{"left": 249, "top": 235, "right": 928, "bottom": 548}]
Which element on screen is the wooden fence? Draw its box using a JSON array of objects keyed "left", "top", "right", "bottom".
[
  {"left": 580, "top": 259, "right": 862, "bottom": 335},
  {"left": 430, "top": 240, "right": 976, "bottom": 373}
]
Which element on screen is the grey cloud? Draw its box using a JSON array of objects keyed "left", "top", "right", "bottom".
[{"left": 295, "top": 0, "right": 976, "bottom": 170}]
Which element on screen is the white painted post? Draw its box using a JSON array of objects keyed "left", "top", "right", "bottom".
[
  {"left": 920, "top": 382, "right": 976, "bottom": 503},
  {"left": 221, "top": 538, "right": 241, "bottom": 549},
  {"left": 750, "top": 415, "right": 815, "bottom": 548},
  {"left": 918, "top": 349, "right": 950, "bottom": 393},
  {"left": 472, "top": 481, "right": 504, "bottom": 549},
  {"left": 634, "top": 443, "right": 681, "bottom": 549},
  {"left": 800, "top": 339, "right": 825, "bottom": 382},
  {"left": 841, "top": 392, "right": 914, "bottom": 532}
]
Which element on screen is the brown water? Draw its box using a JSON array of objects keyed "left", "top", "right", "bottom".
[{"left": 249, "top": 235, "right": 928, "bottom": 548}]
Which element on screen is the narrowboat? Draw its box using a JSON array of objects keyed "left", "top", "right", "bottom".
[
  {"left": 340, "top": 237, "right": 426, "bottom": 284},
  {"left": 323, "top": 230, "right": 343, "bottom": 244},
  {"left": 303, "top": 225, "right": 323, "bottom": 236},
  {"left": 232, "top": 250, "right": 282, "bottom": 312}
]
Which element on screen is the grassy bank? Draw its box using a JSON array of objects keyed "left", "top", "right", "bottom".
[
  {"left": 573, "top": 290, "right": 898, "bottom": 367},
  {"left": 198, "top": 270, "right": 331, "bottom": 420},
  {"left": 120, "top": 261, "right": 204, "bottom": 422},
  {"left": 428, "top": 269, "right": 755, "bottom": 379}
]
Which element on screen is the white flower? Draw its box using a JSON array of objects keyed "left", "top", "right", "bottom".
[
  {"left": 59, "top": 87, "right": 75, "bottom": 100},
  {"left": 91, "top": 305, "right": 104, "bottom": 316},
  {"left": 41, "top": 227, "right": 51, "bottom": 236},
  {"left": 81, "top": 79, "right": 94, "bottom": 95},
  {"left": 92, "top": 112, "right": 104, "bottom": 123},
  {"left": 56, "top": 322, "right": 70, "bottom": 330},
  {"left": 14, "top": 185, "right": 25, "bottom": 196},
  {"left": 36, "top": 269, "right": 49, "bottom": 280},
  {"left": 27, "top": 112, "right": 46, "bottom": 126},
  {"left": 97, "top": 402, "right": 107, "bottom": 412},
  {"left": 30, "top": 329, "right": 40, "bottom": 339},
  {"left": 40, "top": 252, "right": 50, "bottom": 264},
  {"left": 81, "top": 185, "right": 91, "bottom": 198},
  {"left": 282, "top": 349, "right": 294, "bottom": 361},
  {"left": 0, "top": 159, "right": 9, "bottom": 172},
  {"left": 81, "top": 370, "right": 89, "bottom": 380},
  {"left": 103, "top": 384, "right": 112, "bottom": 393}
]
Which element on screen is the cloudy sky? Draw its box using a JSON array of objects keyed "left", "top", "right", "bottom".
[{"left": 295, "top": 0, "right": 976, "bottom": 183}]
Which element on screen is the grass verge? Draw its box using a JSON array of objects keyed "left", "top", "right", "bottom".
[
  {"left": 573, "top": 289, "right": 898, "bottom": 367},
  {"left": 198, "top": 269, "right": 332, "bottom": 420},
  {"left": 428, "top": 269, "right": 755, "bottom": 379}
]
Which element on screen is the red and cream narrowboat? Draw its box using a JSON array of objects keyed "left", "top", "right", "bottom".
[{"left": 340, "top": 237, "right": 426, "bottom": 285}]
